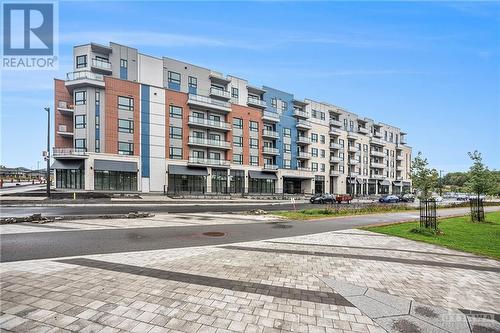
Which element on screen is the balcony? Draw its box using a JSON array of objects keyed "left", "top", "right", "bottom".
[
  {"left": 358, "top": 127, "right": 369, "bottom": 135},
  {"left": 348, "top": 171, "right": 360, "bottom": 177},
  {"left": 330, "top": 119, "right": 342, "bottom": 127},
  {"left": 188, "top": 157, "right": 230, "bottom": 168},
  {"left": 329, "top": 128, "right": 341, "bottom": 136},
  {"left": 247, "top": 97, "right": 267, "bottom": 109},
  {"left": 188, "top": 137, "right": 231, "bottom": 149},
  {"left": 263, "top": 164, "right": 278, "bottom": 170},
  {"left": 296, "top": 119, "right": 312, "bottom": 129},
  {"left": 297, "top": 151, "right": 311, "bottom": 159},
  {"left": 262, "top": 147, "right": 279, "bottom": 155},
  {"left": 209, "top": 87, "right": 231, "bottom": 99},
  {"left": 370, "top": 137, "right": 386, "bottom": 147},
  {"left": 347, "top": 132, "right": 358, "bottom": 140},
  {"left": 57, "top": 101, "right": 74, "bottom": 115},
  {"left": 371, "top": 162, "right": 386, "bottom": 169},
  {"left": 66, "top": 71, "right": 105, "bottom": 88},
  {"left": 370, "top": 150, "right": 385, "bottom": 158},
  {"left": 373, "top": 131, "right": 382, "bottom": 138},
  {"left": 330, "top": 170, "right": 341, "bottom": 176},
  {"left": 297, "top": 167, "right": 311, "bottom": 172},
  {"left": 297, "top": 136, "right": 311, "bottom": 145},
  {"left": 188, "top": 116, "right": 231, "bottom": 131},
  {"left": 262, "top": 129, "right": 279, "bottom": 138},
  {"left": 400, "top": 137, "right": 407, "bottom": 145},
  {"left": 330, "top": 156, "right": 342, "bottom": 163},
  {"left": 52, "top": 147, "right": 88, "bottom": 159},
  {"left": 56, "top": 125, "right": 73, "bottom": 137},
  {"left": 371, "top": 174, "right": 385, "bottom": 180},
  {"left": 348, "top": 146, "right": 359, "bottom": 153},
  {"left": 293, "top": 109, "right": 309, "bottom": 119},
  {"left": 396, "top": 166, "right": 404, "bottom": 171},
  {"left": 262, "top": 111, "right": 280, "bottom": 122},
  {"left": 348, "top": 159, "right": 360, "bottom": 165},
  {"left": 330, "top": 142, "right": 342, "bottom": 150},
  {"left": 396, "top": 155, "right": 404, "bottom": 161},
  {"left": 91, "top": 58, "right": 112, "bottom": 73},
  {"left": 187, "top": 94, "right": 231, "bottom": 113}
]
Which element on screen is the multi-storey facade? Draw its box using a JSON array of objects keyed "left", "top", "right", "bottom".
[{"left": 53, "top": 42, "right": 412, "bottom": 195}]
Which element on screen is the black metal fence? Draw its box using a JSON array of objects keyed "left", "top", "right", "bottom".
[
  {"left": 419, "top": 199, "right": 437, "bottom": 230},
  {"left": 470, "top": 197, "right": 485, "bottom": 222}
]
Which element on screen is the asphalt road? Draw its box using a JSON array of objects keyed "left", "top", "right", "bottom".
[{"left": 3, "top": 206, "right": 497, "bottom": 263}]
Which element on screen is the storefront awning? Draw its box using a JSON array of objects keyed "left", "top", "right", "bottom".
[
  {"left": 393, "top": 181, "right": 403, "bottom": 186},
  {"left": 94, "top": 159, "right": 137, "bottom": 172},
  {"left": 51, "top": 159, "right": 83, "bottom": 170},
  {"left": 347, "top": 178, "right": 362, "bottom": 184},
  {"left": 283, "top": 175, "right": 313, "bottom": 180},
  {"left": 379, "top": 180, "right": 391, "bottom": 186},
  {"left": 168, "top": 165, "right": 207, "bottom": 176},
  {"left": 248, "top": 171, "right": 277, "bottom": 180}
]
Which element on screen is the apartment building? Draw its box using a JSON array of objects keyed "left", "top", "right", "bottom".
[{"left": 52, "top": 42, "right": 412, "bottom": 195}]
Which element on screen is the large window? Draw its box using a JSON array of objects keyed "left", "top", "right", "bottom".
[
  {"left": 311, "top": 133, "right": 318, "bottom": 143},
  {"left": 250, "top": 138, "right": 258, "bottom": 149},
  {"left": 233, "top": 118, "right": 243, "bottom": 129},
  {"left": 118, "top": 119, "right": 134, "bottom": 133},
  {"left": 233, "top": 136, "right": 243, "bottom": 147},
  {"left": 169, "top": 105, "right": 183, "bottom": 118},
  {"left": 250, "top": 121, "right": 259, "bottom": 132},
  {"left": 75, "top": 139, "right": 86, "bottom": 150},
  {"left": 231, "top": 87, "right": 239, "bottom": 98},
  {"left": 230, "top": 170, "right": 244, "bottom": 193},
  {"left": 169, "top": 147, "right": 182, "bottom": 159},
  {"left": 76, "top": 55, "right": 87, "bottom": 68},
  {"left": 169, "top": 126, "right": 182, "bottom": 139},
  {"left": 75, "top": 115, "right": 86, "bottom": 129},
  {"left": 233, "top": 154, "right": 243, "bottom": 164},
  {"left": 250, "top": 156, "right": 258, "bottom": 166},
  {"left": 271, "top": 98, "right": 277, "bottom": 108},
  {"left": 249, "top": 178, "right": 275, "bottom": 194},
  {"left": 56, "top": 169, "right": 83, "bottom": 189},
  {"left": 118, "top": 141, "right": 133, "bottom": 155},
  {"left": 188, "top": 76, "right": 197, "bottom": 88},
  {"left": 168, "top": 174, "right": 206, "bottom": 194},
  {"left": 118, "top": 96, "right": 134, "bottom": 111},
  {"left": 168, "top": 71, "right": 181, "bottom": 85},
  {"left": 212, "top": 169, "right": 228, "bottom": 194},
  {"left": 94, "top": 170, "right": 137, "bottom": 191},
  {"left": 75, "top": 91, "right": 86, "bottom": 105},
  {"left": 283, "top": 128, "right": 291, "bottom": 137},
  {"left": 120, "top": 59, "right": 128, "bottom": 68}
]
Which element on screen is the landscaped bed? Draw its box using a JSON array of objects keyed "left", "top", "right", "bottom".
[{"left": 362, "top": 211, "right": 500, "bottom": 259}]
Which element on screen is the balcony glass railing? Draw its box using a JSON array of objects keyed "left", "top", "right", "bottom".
[
  {"left": 52, "top": 147, "right": 87, "bottom": 156},
  {"left": 247, "top": 97, "right": 267, "bottom": 108},
  {"left": 67, "top": 70, "right": 104, "bottom": 81},
  {"left": 92, "top": 58, "right": 111, "bottom": 70},
  {"left": 263, "top": 164, "right": 278, "bottom": 170},
  {"left": 297, "top": 152, "right": 311, "bottom": 159},
  {"left": 57, "top": 101, "right": 74, "bottom": 111},
  {"left": 329, "top": 119, "right": 342, "bottom": 127},
  {"left": 188, "top": 137, "right": 231, "bottom": 148},
  {"left": 262, "top": 129, "right": 279, "bottom": 138},
  {"left": 262, "top": 111, "right": 280, "bottom": 121},
  {"left": 293, "top": 109, "right": 309, "bottom": 118},
  {"left": 188, "top": 157, "right": 230, "bottom": 167},
  {"left": 297, "top": 136, "right": 311, "bottom": 144},
  {"left": 188, "top": 116, "right": 231, "bottom": 130},
  {"left": 210, "top": 87, "right": 231, "bottom": 99},
  {"left": 330, "top": 143, "right": 342, "bottom": 149},
  {"left": 188, "top": 94, "right": 231, "bottom": 109},
  {"left": 262, "top": 147, "right": 279, "bottom": 154},
  {"left": 296, "top": 119, "right": 312, "bottom": 128}
]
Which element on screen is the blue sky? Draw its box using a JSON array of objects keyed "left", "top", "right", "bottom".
[{"left": 1, "top": 1, "right": 499, "bottom": 172}]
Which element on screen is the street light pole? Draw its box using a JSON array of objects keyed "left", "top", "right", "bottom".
[{"left": 44, "top": 107, "right": 51, "bottom": 198}]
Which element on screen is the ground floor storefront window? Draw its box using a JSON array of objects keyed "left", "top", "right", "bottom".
[
  {"left": 368, "top": 182, "right": 377, "bottom": 195},
  {"left": 283, "top": 179, "right": 302, "bottom": 194},
  {"left": 392, "top": 185, "right": 402, "bottom": 195},
  {"left": 56, "top": 169, "right": 83, "bottom": 189},
  {"left": 212, "top": 169, "right": 228, "bottom": 194},
  {"left": 249, "top": 178, "right": 275, "bottom": 194},
  {"left": 168, "top": 174, "right": 206, "bottom": 194},
  {"left": 94, "top": 170, "right": 137, "bottom": 191},
  {"left": 379, "top": 185, "right": 389, "bottom": 195},
  {"left": 230, "top": 170, "right": 244, "bottom": 193},
  {"left": 314, "top": 176, "right": 325, "bottom": 194}
]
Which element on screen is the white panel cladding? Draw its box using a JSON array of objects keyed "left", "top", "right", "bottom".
[
  {"left": 138, "top": 54, "right": 163, "bottom": 87},
  {"left": 227, "top": 75, "right": 248, "bottom": 106},
  {"left": 163, "top": 57, "right": 211, "bottom": 95},
  {"left": 149, "top": 86, "right": 166, "bottom": 192}
]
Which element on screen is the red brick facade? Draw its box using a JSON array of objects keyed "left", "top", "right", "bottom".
[
  {"left": 165, "top": 90, "right": 189, "bottom": 160},
  {"left": 54, "top": 79, "right": 73, "bottom": 148},
  {"left": 229, "top": 104, "right": 264, "bottom": 165}
]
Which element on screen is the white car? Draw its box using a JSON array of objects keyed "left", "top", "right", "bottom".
[{"left": 432, "top": 196, "right": 443, "bottom": 202}]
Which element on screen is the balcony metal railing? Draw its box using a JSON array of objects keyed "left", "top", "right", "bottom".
[
  {"left": 66, "top": 70, "right": 104, "bottom": 81},
  {"left": 262, "top": 111, "right": 280, "bottom": 121},
  {"left": 297, "top": 136, "right": 311, "bottom": 144},
  {"left": 348, "top": 159, "right": 360, "bottom": 165},
  {"left": 188, "top": 137, "right": 231, "bottom": 148},
  {"left": 297, "top": 167, "right": 311, "bottom": 171},
  {"left": 396, "top": 155, "right": 404, "bottom": 160},
  {"left": 57, "top": 125, "right": 71, "bottom": 133},
  {"left": 52, "top": 147, "right": 87, "bottom": 157},
  {"left": 293, "top": 109, "right": 309, "bottom": 118},
  {"left": 188, "top": 157, "right": 230, "bottom": 167},
  {"left": 296, "top": 119, "right": 312, "bottom": 128},
  {"left": 358, "top": 127, "right": 369, "bottom": 134},
  {"left": 371, "top": 174, "right": 385, "bottom": 179},
  {"left": 330, "top": 119, "right": 342, "bottom": 127},
  {"left": 330, "top": 142, "right": 342, "bottom": 150},
  {"left": 188, "top": 94, "right": 231, "bottom": 110},
  {"left": 370, "top": 137, "right": 386, "bottom": 146},
  {"left": 57, "top": 101, "right": 74, "bottom": 111},
  {"left": 373, "top": 131, "right": 382, "bottom": 138},
  {"left": 262, "top": 147, "right": 279, "bottom": 155},
  {"left": 209, "top": 87, "right": 231, "bottom": 99},
  {"left": 330, "top": 170, "right": 341, "bottom": 176},
  {"left": 263, "top": 164, "right": 278, "bottom": 170},
  {"left": 188, "top": 116, "right": 231, "bottom": 130},
  {"left": 396, "top": 166, "right": 404, "bottom": 171},
  {"left": 348, "top": 146, "right": 359, "bottom": 153},
  {"left": 297, "top": 151, "right": 311, "bottom": 159},
  {"left": 347, "top": 132, "right": 358, "bottom": 139},
  {"left": 91, "top": 58, "right": 111, "bottom": 70},
  {"left": 247, "top": 97, "right": 267, "bottom": 108},
  {"left": 329, "top": 128, "right": 341, "bottom": 136},
  {"left": 330, "top": 156, "right": 342, "bottom": 163},
  {"left": 262, "top": 129, "right": 279, "bottom": 138},
  {"left": 371, "top": 162, "right": 386, "bottom": 169},
  {"left": 370, "top": 150, "right": 385, "bottom": 157}
]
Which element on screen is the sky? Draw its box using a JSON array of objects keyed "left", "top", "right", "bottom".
[{"left": 1, "top": 1, "right": 499, "bottom": 172}]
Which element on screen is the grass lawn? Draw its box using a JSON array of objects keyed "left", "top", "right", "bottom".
[
  {"left": 362, "top": 211, "right": 500, "bottom": 259},
  {"left": 273, "top": 205, "right": 417, "bottom": 220}
]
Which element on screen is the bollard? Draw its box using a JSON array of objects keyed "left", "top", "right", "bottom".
[{"left": 73, "top": 192, "right": 76, "bottom": 200}]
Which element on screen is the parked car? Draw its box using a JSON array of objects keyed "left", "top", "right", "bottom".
[
  {"left": 379, "top": 195, "right": 400, "bottom": 203},
  {"left": 309, "top": 194, "right": 322, "bottom": 203},
  {"left": 431, "top": 196, "right": 443, "bottom": 202},
  {"left": 398, "top": 193, "right": 415, "bottom": 203},
  {"left": 335, "top": 194, "right": 352, "bottom": 204},
  {"left": 456, "top": 194, "right": 469, "bottom": 201},
  {"left": 310, "top": 193, "right": 335, "bottom": 204}
]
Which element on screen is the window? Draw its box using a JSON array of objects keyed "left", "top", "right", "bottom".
[
  {"left": 271, "top": 98, "right": 277, "bottom": 108},
  {"left": 320, "top": 149, "right": 325, "bottom": 158},
  {"left": 233, "top": 118, "right": 243, "bottom": 129},
  {"left": 284, "top": 160, "right": 291, "bottom": 169},
  {"left": 95, "top": 139, "right": 100, "bottom": 153},
  {"left": 118, "top": 96, "right": 134, "bottom": 111},
  {"left": 169, "top": 126, "right": 182, "bottom": 139},
  {"left": 284, "top": 143, "right": 291, "bottom": 153},
  {"left": 250, "top": 156, "right": 259, "bottom": 166},
  {"left": 320, "top": 135, "right": 325, "bottom": 144},
  {"left": 283, "top": 128, "right": 291, "bottom": 137},
  {"left": 312, "top": 148, "right": 318, "bottom": 157},
  {"left": 321, "top": 164, "right": 325, "bottom": 172},
  {"left": 76, "top": 55, "right": 87, "bottom": 68},
  {"left": 188, "top": 76, "right": 197, "bottom": 88},
  {"left": 209, "top": 152, "right": 221, "bottom": 160},
  {"left": 193, "top": 150, "right": 205, "bottom": 158},
  {"left": 311, "top": 133, "right": 318, "bottom": 143},
  {"left": 250, "top": 121, "right": 259, "bottom": 132},
  {"left": 282, "top": 101, "right": 288, "bottom": 110},
  {"left": 320, "top": 112, "right": 325, "bottom": 120},
  {"left": 233, "top": 154, "right": 243, "bottom": 164},
  {"left": 120, "top": 59, "right": 128, "bottom": 68},
  {"left": 75, "top": 115, "right": 86, "bottom": 129},
  {"left": 168, "top": 71, "right": 181, "bottom": 85},
  {"left": 118, "top": 142, "right": 134, "bottom": 155},
  {"left": 169, "top": 147, "right": 182, "bottom": 159},
  {"left": 233, "top": 136, "right": 243, "bottom": 147},
  {"left": 312, "top": 162, "right": 318, "bottom": 172},
  {"left": 169, "top": 105, "right": 183, "bottom": 118},
  {"left": 231, "top": 87, "right": 239, "bottom": 98},
  {"left": 364, "top": 144, "right": 368, "bottom": 152},
  {"left": 343, "top": 119, "right": 348, "bottom": 128},
  {"left": 349, "top": 120, "right": 354, "bottom": 131},
  {"left": 75, "top": 91, "right": 86, "bottom": 105},
  {"left": 75, "top": 139, "right": 86, "bottom": 150},
  {"left": 118, "top": 119, "right": 134, "bottom": 133},
  {"left": 209, "top": 133, "right": 220, "bottom": 141},
  {"left": 312, "top": 110, "right": 317, "bottom": 118},
  {"left": 250, "top": 138, "right": 258, "bottom": 149}
]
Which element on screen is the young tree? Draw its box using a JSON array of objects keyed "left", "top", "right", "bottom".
[
  {"left": 411, "top": 152, "right": 439, "bottom": 199},
  {"left": 466, "top": 151, "right": 495, "bottom": 198}
]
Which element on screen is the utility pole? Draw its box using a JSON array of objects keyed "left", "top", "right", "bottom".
[
  {"left": 439, "top": 169, "right": 444, "bottom": 196},
  {"left": 44, "top": 107, "right": 51, "bottom": 198}
]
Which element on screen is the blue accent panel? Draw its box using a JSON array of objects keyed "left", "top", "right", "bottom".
[
  {"left": 188, "top": 86, "right": 197, "bottom": 94},
  {"left": 95, "top": 102, "right": 100, "bottom": 140},
  {"left": 262, "top": 86, "right": 296, "bottom": 169},
  {"left": 168, "top": 82, "right": 180, "bottom": 91},
  {"left": 141, "top": 84, "right": 150, "bottom": 178},
  {"left": 120, "top": 66, "right": 128, "bottom": 80}
]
